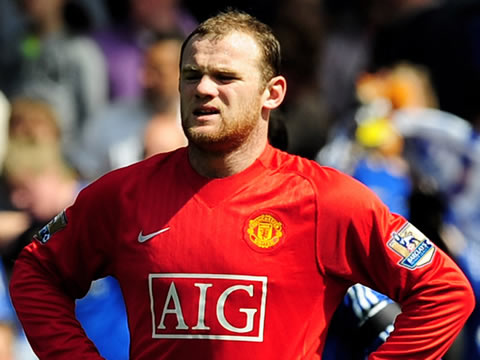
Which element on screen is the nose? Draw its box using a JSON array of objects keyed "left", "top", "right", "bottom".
[{"left": 195, "top": 75, "right": 218, "bottom": 98}]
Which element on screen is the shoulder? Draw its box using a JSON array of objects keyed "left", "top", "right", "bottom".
[
  {"left": 64, "top": 35, "right": 106, "bottom": 67},
  {"left": 270, "top": 148, "right": 386, "bottom": 214},
  {"left": 271, "top": 149, "right": 368, "bottom": 191},
  {"left": 66, "top": 34, "right": 103, "bottom": 53},
  {"left": 97, "top": 99, "right": 146, "bottom": 121},
  {"left": 84, "top": 99, "right": 149, "bottom": 133}
]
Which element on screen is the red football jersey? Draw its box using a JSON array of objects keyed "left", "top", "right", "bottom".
[{"left": 10, "top": 144, "right": 474, "bottom": 359}]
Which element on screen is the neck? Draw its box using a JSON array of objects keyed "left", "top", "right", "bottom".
[{"left": 188, "top": 136, "right": 268, "bottom": 178}]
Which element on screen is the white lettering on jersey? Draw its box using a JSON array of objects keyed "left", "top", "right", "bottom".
[
  {"left": 149, "top": 273, "right": 268, "bottom": 342},
  {"left": 216, "top": 285, "right": 257, "bottom": 333},
  {"left": 157, "top": 282, "right": 188, "bottom": 330},
  {"left": 192, "top": 283, "right": 212, "bottom": 330}
]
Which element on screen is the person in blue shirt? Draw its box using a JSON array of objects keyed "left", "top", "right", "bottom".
[{"left": 322, "top": 284, "right": 401, "bottom": 359}]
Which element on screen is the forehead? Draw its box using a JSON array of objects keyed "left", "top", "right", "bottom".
[
  {"left": 182, "top": 32, "right": 262, "bottom": 72},
  {"left": 146, "top": 40, "right": 181, "bottom": 66}
]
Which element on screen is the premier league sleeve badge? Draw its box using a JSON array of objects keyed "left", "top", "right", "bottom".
[
  {"left": 387, "top": 222, "right": 436, "bottom": 270},
  {"left": 33, "top": 210, "right": 68, "bottom": 244}
]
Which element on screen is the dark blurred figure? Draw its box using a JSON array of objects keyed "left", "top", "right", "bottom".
[
  {"left": 319, "top": 0, "right": 372, "bottom": 131},
  {"left": 271, "top": 0, "right": 332, "bottom": 159},
  {"left": 370, "top": 0, "right": 480, "bottom": 126},
  {"left": 0, "top": 0, "right": 26, "bottom": 98},
  {"left": 182, "top": 0, "right": 275, "bottom": 24}
]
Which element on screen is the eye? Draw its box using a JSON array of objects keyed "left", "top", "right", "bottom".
[
  {"left": 216, "top": 74, "right": 238, "bottom": 83},
  {"left": 182, "top": 74, "right": 201, "bottom": 81},
  {"left": 181, "top": 70, "right": 202, "bottom": 82}
]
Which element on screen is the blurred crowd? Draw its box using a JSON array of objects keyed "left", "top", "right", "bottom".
[{"left": 0, "top": 0, "right": 479, "bottom": 359}]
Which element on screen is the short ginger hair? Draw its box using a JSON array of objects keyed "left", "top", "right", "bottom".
[{"left": 180, "top": 9, "right": 281, "bottom": 85}]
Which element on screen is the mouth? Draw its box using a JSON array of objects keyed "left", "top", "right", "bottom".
[{"left": 193, "top": 106, "right": 220, "bottom": 118}]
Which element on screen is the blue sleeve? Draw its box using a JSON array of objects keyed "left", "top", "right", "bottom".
[
  {"left": 0, "top": 262, "right": 16, "bottom": 324},
  {"left": 323, "top": 284, "right": 396, "bottom": 360}
]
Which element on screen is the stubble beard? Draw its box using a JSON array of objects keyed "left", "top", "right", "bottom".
[{"left": 182, "top": 100, "right": 262, "bottom": 154}]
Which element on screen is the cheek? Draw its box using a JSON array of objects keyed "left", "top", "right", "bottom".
[
  {"left": 180, "top": 84, "right": 194, "bottom": 103},
  {"left": 23, "top": 177, "right": 52, "bottom": 208},
  {"left": 10, "top": 188, "right": 30, "bottom": 210},
  {"left": 29, "top": 183, "right": 58, "bottom": 219},
  {"left": 36, "top": 179, "right": 58, "bottom": 201}
]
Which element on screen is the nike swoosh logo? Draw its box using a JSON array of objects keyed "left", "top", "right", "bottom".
[{"left": 138, "top": 227, "right": 170, "bottom": 243}]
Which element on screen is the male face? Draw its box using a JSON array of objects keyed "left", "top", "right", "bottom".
[
  {"left": 21, "top": 0, "right": 65, "bottom": 21},
  {"left": 9, "top": 171, "right": 62, "bottom": 222},
  {"left": 179, "top": 31, "right": 267, "bottom": 152},
  {"left": 142, "top": 39, "right": 182, "bottom": 109}
]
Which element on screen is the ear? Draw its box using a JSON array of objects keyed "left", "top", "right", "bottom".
[{"left": 262, "top": 76, "right": 287, "bottom": 110}]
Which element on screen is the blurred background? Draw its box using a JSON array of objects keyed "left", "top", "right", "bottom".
[{"left": 0, "top": 0, "right": 479, "bottom": 359}]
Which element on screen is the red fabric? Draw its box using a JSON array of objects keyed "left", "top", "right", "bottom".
[{"left": 10, "top": 144, "right": 474, "bottom": 359}]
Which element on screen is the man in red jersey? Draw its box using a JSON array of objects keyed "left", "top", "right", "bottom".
[{"left": 9, "top": 9, "right": 474, "bottom": 360}]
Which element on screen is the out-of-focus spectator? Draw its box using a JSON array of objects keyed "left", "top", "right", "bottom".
[
  {"left": 0, "top": 95, "right": 130, "bottom": 359},
  {"left": 370, "top": 0, "right": 480, "bottom": 125},
  {"left": 0, "top": 141, "right": 76, "bottom": 360},
  {"left": 72, "top": 32, "right": 186, "bottom": 181},
  {"left": 348, "top": 63, "right": 438, "bottom": 218},
  {"left": 317, "top": 0, "right": 442, "bottom": 152},
  {"left": 0, "top": 91, "right": 17, "bottom": 360},
  {"left": 3, "top": 0, "right": 108, "bottom": 151},
  {"left": 8, "top": 97, "right": 61, "bottom": 146},
  {"left": 1, "top": 140, "right": 80, "bottom": 274},
  {"left": 143, "top": 113, "right": 187, "bottom": 159},
  {"left": 0, "top": 94, "right": 31, "bottom": 256},
  {"left": 318, "top": 0, "right": 372, "bottom": 135},
  {"left": 317, "top": 62, "right": 437, "bottom": 174},
  {"left": 0, "top": 0, "right": 25, "bottom": 98},
  {"left": 2, "top": 140, "right": 130, "bottom": 360},
  {"left": 92, "top": 0, "right": 196, "bottom": 100},
  {"left": 3, "top": 141, "right": 78, "bottom": 225},
  {"left": 0, "top": 96, "right": 63, "bottom": 246},
  {"left": 322, "top": 284, "right": 401, "bottom": 360},
  {"left": 318, "top": 58, "right": 479, "bottom": 359}
]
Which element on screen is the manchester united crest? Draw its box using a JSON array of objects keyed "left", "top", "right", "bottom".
[{"left": 246, "top": 213, "right": 283, "bottom": 250}]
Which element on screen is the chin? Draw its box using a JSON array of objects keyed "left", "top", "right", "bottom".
[{"left": 186, "top": 127, "right": 218, "bottom": 143}]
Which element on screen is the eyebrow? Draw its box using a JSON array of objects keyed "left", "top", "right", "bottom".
[
  {"left": 181, "top": 65, "right": 240, "bottom": 78},
  {"left": 181, "top": 64, "right": 200, "bottom": 73}
]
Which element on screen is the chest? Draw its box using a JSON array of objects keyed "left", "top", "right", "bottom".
[
  {"left": 113, "top": 186, "right": 326, "bottom": 339},
  {"left": 116, "top": 183, "right": 318, "bottom": 273}
]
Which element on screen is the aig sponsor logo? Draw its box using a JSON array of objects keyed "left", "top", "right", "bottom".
[{"left": 148, "top": 273, "right": 268, "bottom": 341}]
